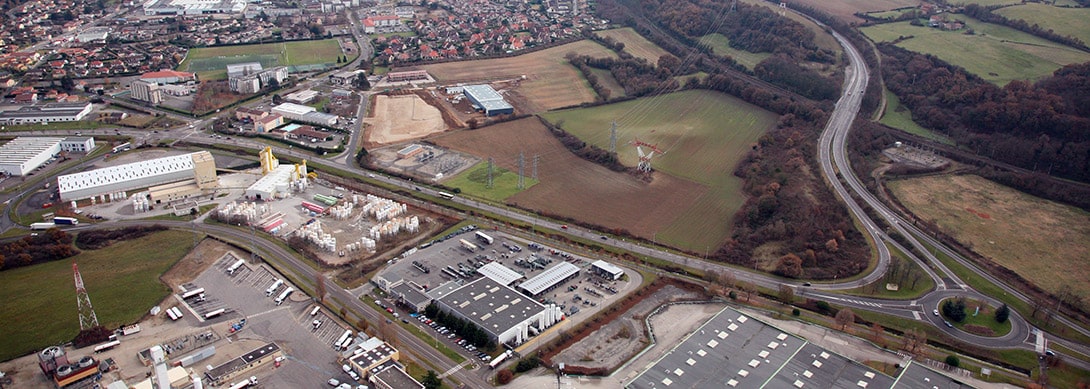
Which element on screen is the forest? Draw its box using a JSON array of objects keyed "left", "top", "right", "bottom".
[
  {"left": 0, "top": 229, "right": 79, "bottom": 270},
  {"left": 630, "top": 0, "right": 841, "bottom": 100},
  {"left": 880, "top": 44, "right": 1090, "bottom": 184}
]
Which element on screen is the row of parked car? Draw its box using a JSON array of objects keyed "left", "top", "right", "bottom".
[{"left": 411, "top": 313, "right": 492, "bottom": 362}]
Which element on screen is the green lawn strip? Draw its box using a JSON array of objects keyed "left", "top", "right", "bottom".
[
  {"left": 835, "top": 242, "right": 936, "bottom": 300},
  {"left": 1, "top": 121, "right": 109, "bottom": 132},
  {"left": 403, "top": 360, "right": 452, "bottom": 389},
  {"left": 916, "top": 236, "right": 1090, "bottom": 345},
  {"left": 879, "top": 88, "right": 955, "bottom": 145},
  {"left": 1050, "top": 342, "right": 1090, "bottom": 365},
  {"left": 937, "top": 297, "right": 1012, "bottom": 337},
  {"left": 1043, "top": 363, "right": 1090, "bottom": 389},
  {"left": 0, "top": 230, "right": 194, "bottom": 362}
]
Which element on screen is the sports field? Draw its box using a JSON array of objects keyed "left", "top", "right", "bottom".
[
  {"left": 0, "top": 230, "right": 193, "bottom": 362},
  {"left": 698, "top": 33, "right": 771, "bottom": 71},
  {"left": 443, "top": 161, "right": 538, "bottom": 203},
  {"left": 595, "top": 27, "right": 670, "bottom": 64},
  {"left": 886, "top": 174, "right": 1090, "bottom": 300},
  {"left": 179, "top": 39, "right": 343, "bottom": 80},
  {"left": 539, "top": 90, "right": 778, "bottom": 250},
  {"left": 421, "top": 40, "right": 618, "bottom": 112},
  {"left": 862, "top": 16, "right": 1090, "bottom": 85},
  {"left": 996, "top": 4, "right": 1090, "bottom": 49}
]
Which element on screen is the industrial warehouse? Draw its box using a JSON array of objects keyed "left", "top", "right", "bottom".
[
  {"left": 0, "top": 136, "right": 95, "bottom": 176},
  {"left": 626, "top": 307, "right": 970, "bottom": 389},
  {"left": 434, "top": 277, "right": 564, "bottom": 345},
  {"left": 462, "top": 84, "right": 513, "bottom": 116},
  {"left": 56, "top": 151, "right": 218, "bottom": 202},
  {"left": 372, "top": 229, "right": 632, "bottom": 347}
]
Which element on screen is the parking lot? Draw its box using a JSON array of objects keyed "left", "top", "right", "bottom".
[{"left": 177, "top": 253, "right": 365, "bottom": 388}]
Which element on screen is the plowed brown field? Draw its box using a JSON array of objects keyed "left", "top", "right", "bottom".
[{"left": 431, "top": 118, "right": 707, "bottom": 239}]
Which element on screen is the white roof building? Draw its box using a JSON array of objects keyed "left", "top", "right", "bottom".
[
  {"left": 518, "top": 262, "right": 580, "bottom": 296},
  {"left": 591, "top": 260, "right": 624, "bottom": 280},
  {"left": 0, "top": 137, "right": 96, "bottom": 176},
  {"left": 478, "top": 262, "right": 524, "bottom": 286},
  {"left": 0, "top": 137, "right": 64, "bottom": 176},
  {"left": 57, "top": 151, "right": 217, "bottom": 201}
]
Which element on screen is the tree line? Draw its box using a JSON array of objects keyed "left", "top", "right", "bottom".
[
  {"left": 880, "top": 44, "right": 1090, "bottom": 184},
  {"left": 0, "top": 229, "right": 79, "bottom": 271}
]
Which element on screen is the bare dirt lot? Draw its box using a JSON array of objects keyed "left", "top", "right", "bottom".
[
  {"left": 365, "top": 94, "right": 447, "bottom": 146},
  {"left": 551, "top": 285, "right": 714, "bottom": 372},
  {"left": 430, "top": 118, "right": 707, "bottom": 240},
  {"left": 421, "top": 40, "right": 618, "bottom": 112},
  {"left": 886, "top": 174, "right": 1090, "bottom": 299}
]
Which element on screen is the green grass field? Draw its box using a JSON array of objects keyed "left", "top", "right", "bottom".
[
  {"left": 939, "top": 298, "right": 1013, "bottom": 337},
  {"left": 0, "top": 230, "right": 194, "bottom": 362},
  {"left": 861, "top": 16, "right": 1090, "bottom": 85},
  {"left": 588, "top": 67, "right": 626, "bottom": 98},
  {"left": 838, "top": 242, "right": 936, "bottom": 300},
  {"left": 443, "top": 161, "right": 538, "bottom": 203},
  {"left": 948, "top": 0, "right": 1021, "bottom": 6},
  {"left": 698, "top": 33, "right": 772, "bottom": 71},
  {"left": 595, "top": 27, "right": 671, "bottom": 64},
  {"left": 179, "top": 39, "right": 344, "bottom": 80},
  {"left": 540, "top": 90, "right": 777, "bottom": 250},
  {"left": 880, "top": 88, "right": 955, "bottom": 145},
  {"left": 996, "top": 4, "right": 1090, "bottom": 50}
]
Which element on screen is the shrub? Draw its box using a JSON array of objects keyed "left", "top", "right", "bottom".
[
  {"left": 792, "top": 308, "right": 801, "bottom": 316},
  {"left": 514, "top": 354, "right": 541, "bottom": 373},
  {"left": 496, "top": 369, "right": 513, "bottom": 385},
  {"left": 945, "top": 355, "right": 960, "bottom": 368}
]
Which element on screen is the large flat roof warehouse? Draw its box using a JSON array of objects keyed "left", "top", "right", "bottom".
[
  {"left": 518, "top": 261, "right": 579, "bottom": 296},
  {"left": 438, "top": 277, "right": 546, "bottom": 336},
  {"left": 462, "top": 85, "right": 504, "bottom": 102},
  {"left": 57, "top": 151, "right": 217, "bottom": 201},
  {"left": 0, "top": 137, "right": 64, "bottom": 176},
  {"left": 626, "top": 307, "right": 972, "bottom": 389},
  {"left": 477, "top": 262, "right": 524, "bottom": 286}
]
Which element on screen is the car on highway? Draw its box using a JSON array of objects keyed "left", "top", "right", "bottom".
[
  {"left": 933, "top": 309, "right": 940, "bottom": 316},
  {"left": 944, "top": 321, "right": 953, "bottom": 328},
  {"left": 560, "top": 225, "right": 568, "bottom": 229}
]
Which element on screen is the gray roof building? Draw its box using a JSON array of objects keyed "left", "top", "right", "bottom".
[
  {"left": 435, "top": 277, "right": 562, "bottom": 345},
  {"left": 518, "top": 262, "right": 579, "bottom": 296},
  {"left": 626, "top": 307, "right": 975, "bottom": 389}
]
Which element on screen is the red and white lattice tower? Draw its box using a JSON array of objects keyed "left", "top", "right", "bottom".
[
  {"left": 73, "top": 262, "right": 99, "bottom": 330},
  {"left": 630, "top": 138, "right": 665, "bottom": 173}
]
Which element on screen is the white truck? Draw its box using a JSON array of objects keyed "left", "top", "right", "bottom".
[{"left": 459, "top": 239, "right": 478, "bottom": 253}]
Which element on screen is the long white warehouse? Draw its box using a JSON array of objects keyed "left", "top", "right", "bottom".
[
  {"left": 0, "top": 136, "right": 96, "bottom": 176},
  {"left": 57, "top": 151, "right": 218, "bottom": 202}
]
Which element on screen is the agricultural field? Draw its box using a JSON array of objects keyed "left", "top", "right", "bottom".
[
  {"left": 595, "top": 27, "right": 670, "bottom": 63},
  {"left": 698, "top": 33, "right": 771, "bottom": 71},
  {"left": 0, "top": 230, "right": 194, "bottom": 362},
  {"left": 442, "top": 161, "right": 537, "bottom": 203},
  {"left": 879, "top": 89, "right": 954, "bottom": 145},
  {"left": 862, "top": 16, "right": 1090, "bottom": 85},
  {"left": 886, "top": 174, "right": 1090, "bottom": 300},
  {"left": 178, "top": 39, "right": 344, "bottom": 80},
  {"left": 432, "top": 117, "right": 708, "bottom": 250},
  {"left": 779, "top": 0, "right": 918, "bottom": 23},
  {"left": 538, "top": 90, "right": 778, "bottom": 250},
  {"left": 996, "top": 4, "right": 1090, "bottom": 49},
  {"left": 948, "top": 0, "right": 1023, "bottom": 6},
  {"left": 588, "top": 67, "right": 626, "bottom": 98},
  {"left": 421, "top": 40, "right": 618, "bottom": 112}
]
